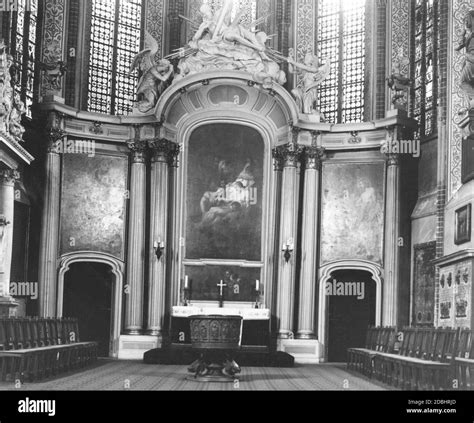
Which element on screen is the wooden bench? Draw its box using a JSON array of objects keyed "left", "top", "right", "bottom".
[
  {"left": 347, "top": 326, "right": 396, "bottom": 378},
  {"left": 372, "top": 327, "right": 459, "bottom": 390},
  {"left": 453, "top": 328, "right": 473, "bottom": 390},
  {"left": 0, "top": 317, "right": 98, "bottom": 382}
]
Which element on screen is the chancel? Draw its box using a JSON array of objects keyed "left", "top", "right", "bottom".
[{"left": 0, "top": 0, "right": 473, "bottom": 391}]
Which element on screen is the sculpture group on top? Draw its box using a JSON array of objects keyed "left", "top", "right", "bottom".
[
  {"left": 131, "top": 0, "right": 331, "bottom": 118},
  {"left": 171, "top": 0, "right": 286, "bottom": 88},
  {"left": 0, "top": 41, "right": 26, "bottom": 142}
]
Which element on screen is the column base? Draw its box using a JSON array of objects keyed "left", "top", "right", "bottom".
[
  {"left": 299, "top": 111, "right": 323, "bottom": 123},
  {"left": 124, "top": 328, "right": 143, "bottom": 336},
  {"left": 296, "top": 330, "right": 316, "bottom": 340},
  {"left": 146, "top": 329, "right": 162, "bottom": 337},
  {"left": 385, "top": 108, "right": 407, "bottom": 118},
  {"left": 277, "top": 330, "right": 294, "bottom": 340},
  {"left": 40, "top": 95, "right": 65, "bottom": 104},
  {"left": 276, "top": 339, "right": 324, "bottom": 364},
  {"left": 118, "top": 335, "right": 161, "bottom": 360},
  {"left": 0, "top": 297, "right": 18, "bottom": 317}
]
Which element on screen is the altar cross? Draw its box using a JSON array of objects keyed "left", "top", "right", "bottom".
[
  {"left": 217, "top": 280, "right": 227, "bottom": 308},
  {"left": 217, "top": 280, "right": 227, "bottom": 297}
]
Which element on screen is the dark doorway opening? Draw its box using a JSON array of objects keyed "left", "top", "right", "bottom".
[
  {"left": 327, "top": 269, "right": 376, "bottom": 362},
  {"left": 63, "top": 262, "right": 113, "bottom": 357}
]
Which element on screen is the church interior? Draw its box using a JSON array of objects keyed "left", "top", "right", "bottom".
[{"left": 0, "top": 0, "right": 473, "bottom": 392}]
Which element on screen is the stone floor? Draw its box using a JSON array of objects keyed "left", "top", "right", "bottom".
[{"left": 0, "top": 360, "right": 391, "bottom": 391}]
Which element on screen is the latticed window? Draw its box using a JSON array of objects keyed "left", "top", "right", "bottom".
[
  {"left": 5, "top": 0, "right": 38, "bottom": 118},
  {"left": 87, "top": 0, "right": 143, "bottom": 115},
  {"left": 412, "top": 0, "right": 438, "bottom": 138},
  {"left": 316, "top": 0, "right": 366, "bottom": 124}
]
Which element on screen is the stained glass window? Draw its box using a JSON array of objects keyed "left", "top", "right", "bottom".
[
  {"left": 6, "top": 0, "right": 38, "bottom": 118},
  {"left": 87, "top": 0, "right": 143, "bottom": 115},
  {"left": 317, "top": 0, "right": 366, "bottom": 123},
  {"left": 412, "top": 0, "right": 438, "bottom": 137}
]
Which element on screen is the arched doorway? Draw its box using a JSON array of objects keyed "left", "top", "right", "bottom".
[
  {"left": 63, "top": 262, "right": 113, "bottom": 357},
  {"left": 326, "top": 269, "right": 377, "bottom": 362}
]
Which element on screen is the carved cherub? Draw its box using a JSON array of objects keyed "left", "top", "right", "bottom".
[
  {"left": 0, "top": 74, "right": 13, "bottom": 127},
  {"left": 288, "top": 50, "right": 331, "bottom": 114},
  {"left": 0, "top": 43, "right": 18, "bottom": 135},
  {"left": 39, "top": 60, "right": 67, "bottom": 91},
  {"left": 8, "top": 92, "right": 26, "bottom": 141},
  {"left": 130, "top": 32, "right": 174, "bottom": 113}
]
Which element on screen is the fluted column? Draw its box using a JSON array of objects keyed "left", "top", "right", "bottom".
[
  {"left": 147, "top": 139, "right": 179, "bottom": 337},
  {"left": 38, "top": 117, "right": 64, "bottom": 317},
  {"left": 273, "top": 141, "right": 303, "bottom": 339},
  {"left": 124, "top": 139, "right": 147, "bottom": 334},
  {"left": 0, "top": 169, "right": 20, "bottom": 315},
  {"left": 168, "top": 147, "right": 181, "bottom": 308},
  {"left": 382, "top": 135, "right": 400, "bottom": 326},
  {"left": 297, "top": 144, "right": 325, "bottom": 339}
]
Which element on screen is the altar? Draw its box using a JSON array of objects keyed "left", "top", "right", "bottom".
[
  {"left": 112, "top": 0, "right": 415, "bottom": 364},
  {"left": 170, "top": 306, "right": 271, "bottom": 350}
]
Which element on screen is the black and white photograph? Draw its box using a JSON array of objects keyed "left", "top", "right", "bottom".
[{"left": 0, "top": 0, "right": 473, "bottom": 418}]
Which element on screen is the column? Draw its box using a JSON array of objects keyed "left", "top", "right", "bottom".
[
  {"left": 167, "top": 145, "right": 181, "bottom": 308},
  {"left": 146, "top": 0, "right": 167, "bottom": 58},
  {"left": 293, "top": 0, "right": 317, "bottom": 89},
  {"left": 38, "top": 116, "right": 64, "bottom": 317},
  {"left": 0, "top": 169, "right": 20, "bottom": 316},
  {"left": 297, "top": 145, "right": 325, "bottom": 339},
  {"left": 273, "top": 141, "right": 303, "bottom": 339},
  {"left": 40, "top": 0, "right": 68, "bottom": 102},
  {"left": 382, "top": 135, "right": 400, "bottom": 326},
  {"left": 386, "top": 0, "right": 411, "bottom": 112},
  {"left": 124, "top": 139, "right": 147, "bottom": 334},
  {"left": 147, "top": 139, "right": 179, "bottom": 338}
]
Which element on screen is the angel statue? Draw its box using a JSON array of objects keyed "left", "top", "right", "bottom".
[
  {"left": 191, "top": 4, "right": 217, "bottom": 43},
  {"left": 387, "top": 50, "right": 412, "bottom": 108},
  {"left": 221, "top": 10, "right": 267, "bottom": 53},
  {"left": 130, "top": 32, "right": 174, "bottom": 113},
  {"left": 288, "top": 49, "right": 331, "bottom": 116},
  {"left": 456, "top": 10, "right": 474, "bottom": 106}
]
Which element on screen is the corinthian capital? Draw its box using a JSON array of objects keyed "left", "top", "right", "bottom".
[
  {"left": 381, "top": 129, "right": 400, "bottom": 166},
  {"left": 0, "top": 169, "right": 20, "bottom": 186},
  {"left": 148, "top": 138, "right": 180, "bottom": 166},
  {"left": 272, "top": 143, "right": 304, "bottom": 170},
  {"left": 126, "top": 140, "right": 148, "bottom": 163},
  {"left": 304, "top": 146, "right": 325, "bottom": 170}
]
